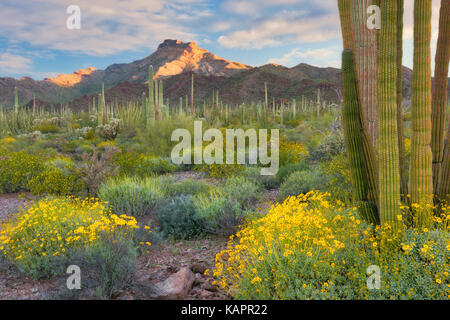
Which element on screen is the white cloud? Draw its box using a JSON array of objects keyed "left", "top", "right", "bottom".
[
  {"left": 269, "top": 47, "right": 339, "bottom": 68},
  {"left": 0, "top": 0, "right": 210, "bottom": 56},
  {"left": 218, "top": 11, "right": 339, "bottom": 49},
  {"left": 0, "top": 52, "right": 32, "bottom": 74}
]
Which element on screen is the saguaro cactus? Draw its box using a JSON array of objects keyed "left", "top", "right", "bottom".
[
  {"left": 191, "top": 73, "right": 195, "bottom": 116},
  {"left": 377, "top": 0, "right": 401, "bottom": 228},
  {"left": 432, "top": 0, "right": 450, "bottom": 196},
  {"left": 410, "top": 0, "right": 433, "bottom": 227}
]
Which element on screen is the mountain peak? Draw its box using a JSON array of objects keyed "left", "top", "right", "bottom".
[{"left": 152, "top": 39, "right": 250, "bottom": 79}]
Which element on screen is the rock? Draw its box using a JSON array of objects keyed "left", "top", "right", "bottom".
[
  {"left": 151, "top": 267, "right": 195, "bottom": 299},
  {"left": 199, "top": 289, "right": 215, "bottom": 299},
  {"left": 190, "top": 262, "right": 208, "bottom": 274},
  {"left": 193, "top": 273, "right": 204, "bottom": 286}
]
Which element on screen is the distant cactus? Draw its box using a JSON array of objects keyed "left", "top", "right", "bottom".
[
  {"left": 14, "top": 87, "right": 18, "bottom": 113},
  {"left": 148, "top": 66, "right": 155, "bottom": 123}
]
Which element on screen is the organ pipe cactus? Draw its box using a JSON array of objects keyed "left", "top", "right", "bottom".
[
  {"left": 396, "top": 0, "right": 409, "bottom": 204},
  {"left": 148, "top": 66, "right": 155, "bottom": 123},
  {"left": 377, "top": 0, "right": 402, "bottom": 228},
  {"left": 342, "top": 50, "right": 380, "bottom": 224},
  {"left": 410, "top": 0, "right": 433, "bottom": 227},
  {"left": 338, "top": 0, "right": 380, "bottom": 225},
  {"left": 432, "top": 0, "right": 450, "bottom": 197}
]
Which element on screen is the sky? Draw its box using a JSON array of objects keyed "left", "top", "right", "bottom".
[{"left": 0, "top": 0, "right": 443, "bottom": 80}]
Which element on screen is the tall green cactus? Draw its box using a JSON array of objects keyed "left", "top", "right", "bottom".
[
  {"left": 342, "top": 50, "right": 380, "bottom": 224},
  {"left": 432, "top": 0, "right": 450, "bottom": 197},
  {"left": 191, "top": 73, "right": 195, "bottom": 116},
  {"left": 154, "top": 79, "right": 159, "bottom": 120},
  {"left": 396, "top": 0, "right": 409, "bottom": 204},
  {"left": 339, "top": 0, "right": 380, "bottom": 224},
  {"left": 377, "top": 0, "right": 401, "bottom": 228},
  {"left": 14, "top": 87, "right": 18, "bottom": 113},
  {"left": 148, "top": 66, "right": 155, "bottom": 123},
  {"left": 437, "top": 123, "right": 450, "bottom": 201},
  {"left": 410, "top": 0, "right": 433, "bottom": 227},
  {"left": 351, "top": 0, "right": 378, "bottom": 146}
]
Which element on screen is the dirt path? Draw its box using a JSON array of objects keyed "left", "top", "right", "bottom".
[{"left": 0, "top": 193, "right": 32, "bottom": 226}]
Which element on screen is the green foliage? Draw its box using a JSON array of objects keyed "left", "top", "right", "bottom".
[
  {"left": 275, "top": 162, "right": 310, "bottom": 185},
  {"left": 69, "top": 235, "right": 137, "bottom": 299},
  {"left": 278, "top": 170, "right": 327, "bottom": 201},
  {"left": 98, "top": 176, "right": 164, "bottom": 217},
  {"left": 0, "top": 151, "right": 44, "bottom": 193},
  {"left": 157, "top": 195, "right": 204, "bottom": 240},
  {"left": 239, "top": 167, "right": 278, "bottom": 190},
  {"left": 165, "top": 178, "right": 211, "bottom": 197}
]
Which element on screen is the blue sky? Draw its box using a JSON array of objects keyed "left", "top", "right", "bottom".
[{"left": 0, "top": 0, "right": 442, "bottom": 80}]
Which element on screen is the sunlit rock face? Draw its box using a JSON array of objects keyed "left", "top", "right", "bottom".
[
  {"left": 153, "top": 40, "right": 251, "bottom": 79},
  {"left": 46, "top": 67, "right": 99, "bottom": 87}
]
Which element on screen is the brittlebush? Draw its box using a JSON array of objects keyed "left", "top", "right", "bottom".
[
  {"left": 0, "top": 197, "right": 142, "bottom": 278},
  {"left": 209, "top": 192, "right": 450, "bottom": 300}
]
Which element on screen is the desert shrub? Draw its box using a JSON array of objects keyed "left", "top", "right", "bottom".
[
  {"left": 275, "top": 162, "right": 310, "bottom": 185},
  {"left": 211, "top": 192, "right": 450, "bottom": 300},
  {"left": 78, "top": 146, "right": 120, "bottom": 195},
  {"left": 157, "top": 195, "right": 204, "bottom": 240},
  {"left": 221, "top": 176, "right": 260, "bottom": 208},
  {"left": 97, "top": 118, "right": 121, "bottom": 140},
  {"left": 239, "top": 167, "right": 279, "bottom": 190},
  {"left": 98, "top": 176, "right": 164, "bottom": 217},
  {"left": 136, "top": 157, "right": 178, "bottom": 176},
  {"left": 0, "top": 151, "right": 44, "bottom": 193},
  {"left": 27, "top": 157, "right": 84, "bottom": 196},
  {"left": 195, "top": 192, "right": 244, "bottom": 236},
  {"left": 309, "top": 134, "right": 346, "bottom": 162},
  {"left": 141, "top": 118, "right": 194, "bottom": 157},
  {"left": 69, "top": 234, "right": 137, "bottom": 299},
  {"left": 37, "top": 123, "right": 60, "bottom": 134},
  {"left": 278, "top": 170, "right": 327, "bottom": 201},
  {"left": 193, "top": 177, "right": 259, "bottom": 235},
  {"left": 320, "top": 154, "right": 352, "bottom": 203},
  {"left": 165, "top": 179, "right": 211, "bottom": 197},
  {"left": 0, "top": 197, "right": 139, "bottom": 278}
]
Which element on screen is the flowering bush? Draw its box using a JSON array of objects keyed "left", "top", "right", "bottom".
[
  {"left": 210, "top": 192, "right": 449, "bottom": 300},
  {"left": 27, "top": 157, "right": 84, "bottom": 196},
  {"left": 0, "top": 197, "right": 140, "bottom": 278},
  {"left": 278, "top": 138, "right": 308, "bottom": 166}
]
